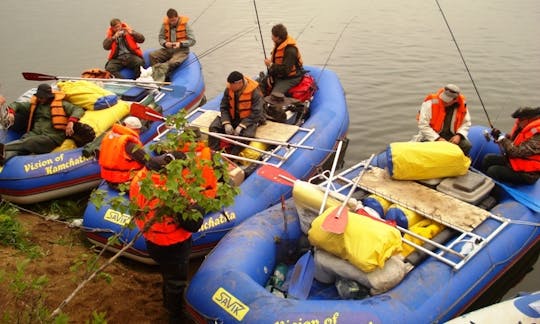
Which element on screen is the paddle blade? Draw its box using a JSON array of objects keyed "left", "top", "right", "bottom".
[
  {"left": 130, "top": 103, "right": 165, "bottom": 122},
  {"left": 168, "top": 85, "right": 186, "bottom": 98},
  {"left": 321, "top": 206, "right": 349, "bottom": 234},
  {"left": 257, "top": 164, "right": 296, "bottom": 186},
  {"left": 287, "top": 250, "right": 315, "bottom": 300},
  {"left": 22, "top": 72, "right": 57, "bottom": 81}
]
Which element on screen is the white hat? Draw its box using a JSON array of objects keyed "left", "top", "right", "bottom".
[
  {"left": 123, "top": 116, "right": 142, "bottom": 129},
  {"left": 439, "top": 84, "right": 460, "bottom": 103}
]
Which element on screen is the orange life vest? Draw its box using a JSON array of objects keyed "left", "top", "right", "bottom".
[
  {"left": 179, "top": 142, "right": 218, "bottom": 199},
  {"left": 99, "top": 124, "right": 144, "bottom": 183},
  {"left": 28, "top": 91, "right": 68, "bottom": 132},
  {"left": 106, "top": 22, "right": 143, "bottom": 59},
  {"left": 422, "top": 88, "right": 467, "bottom": 133},
  {"left": 131, "top": 168, "right": 192, "bottom": 246},
  {"left": 227, "top": 76, "right": 260, "bottom": 120},
  {"left": 508, "top": 118, "right": 540, "bottom": 172},
  {"left": 163, "top": 16, "right": 189, "bottom": 42},
  {"left": 271, "top": 35, "right": 303, "bottom": 77},
  {"left": 130, "top": 144, "right": 218, "bottom": 246}
]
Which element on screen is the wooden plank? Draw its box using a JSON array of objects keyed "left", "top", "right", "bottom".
[
  {"left": 190, "top": 110, "right": 299, "bottom": 143},
  {"left": 358, "top": 167, "right": 491, "bottom": 232}
]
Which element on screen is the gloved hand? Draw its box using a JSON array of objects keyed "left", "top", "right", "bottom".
[
  {"left": 490, "top": 128, "right": 501, "bottom": 139},
  {"left": 234, "top": 125, "right": 243, "bottom": 136},
  {"left": 224, "top": 124, "right": 234, "bottom": 135}
]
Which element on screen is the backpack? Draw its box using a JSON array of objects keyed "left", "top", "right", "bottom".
[{"left": 287, "top": 73, "right": 318, "bottom": 102}]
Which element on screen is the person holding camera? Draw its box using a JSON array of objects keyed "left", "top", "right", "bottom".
[{"left": 103, "top": 18, "right": 145, "bottom": 79}]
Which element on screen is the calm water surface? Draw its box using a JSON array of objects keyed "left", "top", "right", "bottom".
[{"left": 1, "top": 0, "right": 538, "bottom": 304}]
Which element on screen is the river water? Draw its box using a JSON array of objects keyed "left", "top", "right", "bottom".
[{"left": 1, "top": 0, "right": 538, "bottom": 304}]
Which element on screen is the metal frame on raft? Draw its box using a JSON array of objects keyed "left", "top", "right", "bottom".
[
  {"left": 309, "top": 160, "right": 511, "bottom": 271},
  {"left": 151, "top": 107, "right": 317, "bottom": 168}
]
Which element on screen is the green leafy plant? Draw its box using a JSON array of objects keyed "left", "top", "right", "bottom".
[
  {"left": 0, "top": 259, "right": 51, "bottom": 323},
  {"left": 50, "top": 111, "right": 240, "bottom": 319},
  {"left": 92, "top": 111, "right": 239, "bottom": 230},
  {"left": 0, "top": 202, "right": 41, "bottom": 258}
]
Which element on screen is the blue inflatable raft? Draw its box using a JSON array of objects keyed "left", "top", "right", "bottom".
[
  {"left": 0, "top": 51, "right": 205, "bottom": 204},
  {"left": 184, "top": 126, "right": 539, "bottom": 323},
  {"left": 82, "top": 66, "right": 350, "bottom": 263}
]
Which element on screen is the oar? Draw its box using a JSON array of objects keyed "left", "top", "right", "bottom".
[
  {"left": 130, "top": 103, "right": 165, "bottom": 121},
  {"left": 108, "top": 82, "right": 187, "bottom": 98},
  {"left": 287, "top": 249, "right": 314, "bottom": 300},
  {"left": 192, "top": 131, "right": 315, "bottom": 150},
  {"left": 130, "top": 103, "right": 285, "bottom": 160},
  {"left": 133, "top": 103, "right": 315, "bottom": 150},
  {"left": 319, "top": 140, "right": 343, "bottom": 214},
  {"left": 22, "top": 72, "right": 171, "bottom": 85},
  {"left": 257, "top": 164, "right": 359, "bottom": 207},
  {"left": 257, "top": 164, "right": 297, "bottom": 187},
  {"left": 321, "top": 154, "right": 375, "bottom": 234}
]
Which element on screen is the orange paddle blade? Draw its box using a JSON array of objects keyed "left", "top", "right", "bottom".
[
  {"left": 130, "top": 103, "right": 165, "bottom": 122},
  {"left": 321, "top": 206, "right": 349, "bottom": 234},
  {"left": 257, "top": 164, "right": 297, "bottom": 186}
]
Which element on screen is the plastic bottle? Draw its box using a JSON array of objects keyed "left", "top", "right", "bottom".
[
  {"left": 335, "top": 278, "right": 368, "bottom": 299},
  {"left": 265, "top": 263, "right": 288, "bottom": 298},
  {"left": 271, "top": 263, "right": 288, "bottom": 288}
]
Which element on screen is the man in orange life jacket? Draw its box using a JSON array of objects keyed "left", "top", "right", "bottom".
[
  {"left": 149, "top": 8, "right": 196, "bottom": 82},
  {"left": 413, "top": 84, "right": 472, "bottom": 155},
  {"left": 482, "top": 106, "right": 540, "bottom": 185},
  {"left": 260, "top": 23, "right": 305, "bottom": 97},
  {"left": 103, "top": 18, "right": 145, "bottom": 79},
  {"left": 208, "top": 71, "right": 265, "bottom": 155},
  {"left": 130, "top": 146, "right": 217, "bottom": 323},
  {"left": 98, "top": 116, "right": 149, "bottom": 190},
  {"left": 0, "top": 84, "right": 85, "bottom": 165}
]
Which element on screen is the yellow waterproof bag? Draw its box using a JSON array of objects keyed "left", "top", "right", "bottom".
[
  {"left": 386, "top": 141, "right": 471, "bottom": 180},
  {"left": 308, "top": 209, "right": 402, "bottom": 272},
  {"left": 57, "top": 80, "right": 118, "bottom": 110}
]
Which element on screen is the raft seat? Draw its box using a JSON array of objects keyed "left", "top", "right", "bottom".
[
  {"left": 190, "top": 109, "right": 299, "bottom": 143},
  {"left": 188, "top": 109, "right": 313, "bottom": 168}
]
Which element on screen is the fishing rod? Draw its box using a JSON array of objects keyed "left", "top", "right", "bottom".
[
  {"left": 191, "top": 0, "right": 217, "bottom": 26},
  {"left": 435, "top": 0, "right": 494, "bottom": 128},
  {"left": 296, "top": 16, "right": 316, "bottom": 41},
  {"left": 317, "top": 16, "right": 355, "bottom": 82},
  {"left": 252, "top": 0, "right": 267, "bottom": 60},
  {"left": 177, "top": 26, "right": 257, "bottom": 69}
]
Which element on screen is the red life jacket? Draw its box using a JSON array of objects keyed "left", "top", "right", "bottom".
[
  {"left": 421, "top": 88, "right": 467, "bottom": 133},
  {"left": 130, "top": 168, "right": 192, "bottom": 246},
  {"left": 508, "top": 118, "right": 540, "bottom": 172},
  {"left": 99, "top": 124, "right": 144, "bottom": 183},
  {"left": 130, "top": 143, "right": 218, "bottom": 246},
  {"left": 106, "top": 22, "right": 143, "bottom": 59}
]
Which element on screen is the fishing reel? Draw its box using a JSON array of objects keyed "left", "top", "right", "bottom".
[{"left": 482, "top": 129, "right": 492, "bottom": 142}]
